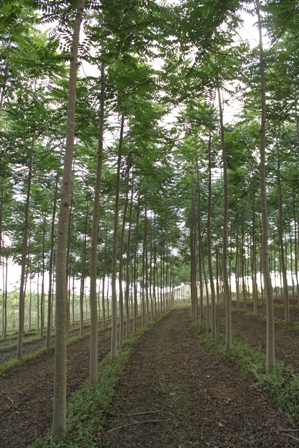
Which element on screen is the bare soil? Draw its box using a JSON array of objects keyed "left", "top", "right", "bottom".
[{"left": 1, "top": 306, "right": 299, "bottom": 447}]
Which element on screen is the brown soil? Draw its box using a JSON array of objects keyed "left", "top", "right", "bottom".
[{"left": 1, "top": 307, "right": 299, "bottom": 447}]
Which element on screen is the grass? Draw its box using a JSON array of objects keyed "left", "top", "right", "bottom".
[
  {"left": 0, "top": 335, "right": 43, "bottom": 353},
  {"left": 0, "top": 346, "right": 54, "bottom": 375},
  {"left": 232, "top": 307, "right": 299, "bottom": 332},
  {"left": 196, "top": 326, "right": 299, "bottom": 423},
  {"left": 28, "top": 311, "right": 170, "bottom": 447},
  {"left": 0, "top": 322, "right": 112, "bottom": 375}
]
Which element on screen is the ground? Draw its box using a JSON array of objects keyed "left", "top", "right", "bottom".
[{"left": 1, "top": 305, "right": 299, "bottom": 447}]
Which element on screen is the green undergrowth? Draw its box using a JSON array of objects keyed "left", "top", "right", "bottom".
[
  {"left": 0, "top": 335, "right": 43, "bottom": 353},
  {"left": 0, "top": 329, "right": 36, "bottom": 343},
  {"left": 0, "top": 346, "right": 54, "bottom": 375},
  {"left": 196, "top": 326, "right": 299, "bottom": 423},
  {"left": 233, "top": 307, "right": 299, "bottom": 332},
  {"left": 29, "top": 310, "right": 170, "bottom": 448},
  {"left": 0, "top": 325, "right": 109, "bottom": 375}
]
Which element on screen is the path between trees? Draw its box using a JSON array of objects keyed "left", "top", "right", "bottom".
[
  {"left": 1, "top": 307, "right": 298, "bottom": 447},
  {"left": 99, "top": 307, "right": 296, "bottom": 447}
]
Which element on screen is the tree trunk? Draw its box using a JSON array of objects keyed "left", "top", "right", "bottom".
[
  {"left": 2, "top": 251, "right": 7, "bottom": 338},
  {"left": 118, "top": 169, "right": 130, "bottom": 347},
  {"left": 190, "top": 178, "right": 198, "bottom": 322},
  {"left": 89, "top": 61, "right": 105, "bottom": 384},
  {"left": 111, "top": 112, "right": 125, "bottom": 360},
  {"left": 251, "top": 200, "right": 258, "bottom": 314},
  {"left": 125, "top": 173, "right": 134, "bottom": 336},
  {"left": 241, "top": 210, "right": 247, "bottom": 311},
  {"left": 277, "top": 158, "right": 289, "bottom": 322},
  {"left": 218, "top": 88, "right": 231, "bottom": 349},
  {"left": 40, "top": 229, "right": 45, "bottom": 339},
  {"left": 17, "top": 135, "right": 34, "bottom": 358},
  {"left": 52, "top": 1, "right": 84, "bottom": 441},
  {"left": 207, "top": 127, "right": 216, "bottom": 337},
  {"left": 46, "top": 168, "right": 59, "bottom": 347},
  {"left": 102, "top": 228, "right": 108, "bottom": 327},
  {"left": 256, "top": 0, "right": 275, "bottom": 372},
  {"left": 79, "top": 211, "right": 88, "bottom": 336},
  {"left": 133, "top": 205, "right": 140, "bottom": 332}
]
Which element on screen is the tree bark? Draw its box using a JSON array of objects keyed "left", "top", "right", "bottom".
[
  {"left": 125, "top": 173, "right": 134, "bottom": 336},
  {"left": 277, "top": 158, "right": 289, "bottom": 323},
  {"left": 207, "top": 127, "right": 216, "bottom": 337},
  {"left": 46, "top": 168, "right": 59, "bottom": 347},
  {"left": 111, "top": 112, "right": 125, "bottom": 360},
  {"left": 256, "top": 0, "right": 275, "bottom": 372},
  {"left": 118, "top": 167, "right": 130, "bottom": 347},
  {"left": 89, "top": 61, "right": 105, "bottom": 384},
  {"left": 52, "top": 1, "right": 84, "bottom": 441},
  {"left": 218, "top": 88, "right": 231, "bottom": 349},
  {"left": 17, "top": 135, "right": 34, "bottom": 358}
]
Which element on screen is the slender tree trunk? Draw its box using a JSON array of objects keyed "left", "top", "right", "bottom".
[
  {"left": 207, "top": 127, "right": 216, "bottom": 337},
  {"left": 46, "top": 169, "right": 59, "bottom": 347},
  {"left": 251, "top": 200, "right": 258, "bottom": 314},
  {"left": 144, "top": 207, "right": 149, "bottom": 323},
  {"left": 2, "top": 252, "right": 7, "bottom": 338},
  {"left": 294, "top": 209, "right": 299, "bottom": 304},
  {"left": 111, "top": 112, "right": 125, "bottom": 360},
  {"left": 133, "top": 204, "right": 140, "bottom": 332},
  {"left": 102, "top": 229, "right": 108, "bottom": 327},
  {"left": 277, "top": 158, "right": 289, "bottom": 322},
  {"left": 17, "top": 136, "right": 34, "bottom": 358},
  {"left": 190, "top": 179, "right": 198, "bottom": 322},
  {"left": 118, "top": 168, "right": 130, "bottom": 347},
  {"left": 153, "top": 237, "right": 157, "bottom": 316},
  {"left": 89, "top": 62, "right": 105, "bottom": 384},
  {"left": 40, "top": 229, "right": 45, "bottom": 339},
  {"left": 196, "top": 157, "right": 203, "bottom": 329},
  {"left": 216, "top": 247, "right": 220, "bottom": 304},
  {"left": 218, "top": 88, "right": 231, "bottom": 349},
  {"left": 36, "top": 255, "right": 40, "bottom": 334},
  {"left": 256, "top": 0, "right": 275, "bottom": 371},
  {"left": 235, "top": 223, "right": 240, "bottom": 309},
  {"left": 79, "top": 212, "right": 88, "bottom": 336},
  {"left": 52, "top": 1, "right": 85, "bottom": 441},
  {"left": 149, "top": 230, "right": 154, "bottom": 318},
  {"left": 241, "top": 210, "right": 247, "bottom": 311},
  {"left": 72, "top": 274, "right": 75, "bottom": 326},
  {"left": 29, "top": 272, "right": 32, "bottom": 330},
  {"left": 125, "top": 173, "right": 133, "bottom": 336}
]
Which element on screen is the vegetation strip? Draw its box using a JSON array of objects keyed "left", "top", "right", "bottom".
[
  {"left": 0, "top": 325, "right": 110, "bottom": 376},
  {"left": 196, "top": 326, "right": 299, "bottom": 422},
  {"left": 231, "top": 307, "right": 299, "bottom": 332},
  {"left": 29, "top": 311, "right": 169, "bottom": 447}
]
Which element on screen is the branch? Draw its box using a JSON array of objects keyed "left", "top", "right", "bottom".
[{"left": 108, "top": 419, "right": 171, "bottom": 432}]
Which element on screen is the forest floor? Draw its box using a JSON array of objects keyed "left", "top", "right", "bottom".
[{"left": 1, "top": 304, "right": 299, "bottom": 447}]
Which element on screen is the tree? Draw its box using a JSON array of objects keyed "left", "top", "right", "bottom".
[
  {"left": 256, "top": 0, "right": 275, "bottom": 372},
  {"left": 52, "top": 0, "right": 85, "bottom": 441}
]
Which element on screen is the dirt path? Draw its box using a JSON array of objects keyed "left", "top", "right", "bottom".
[{"left": 99, "top": 308, "right": 296, "bottom": 447}]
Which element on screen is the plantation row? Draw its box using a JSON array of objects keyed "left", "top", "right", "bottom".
[
  {"left": 2, "top": 0, "right": 299, "bottom": 440},
  {"left": 2, "top": 301, "right": 299, "bottom": 447}
]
